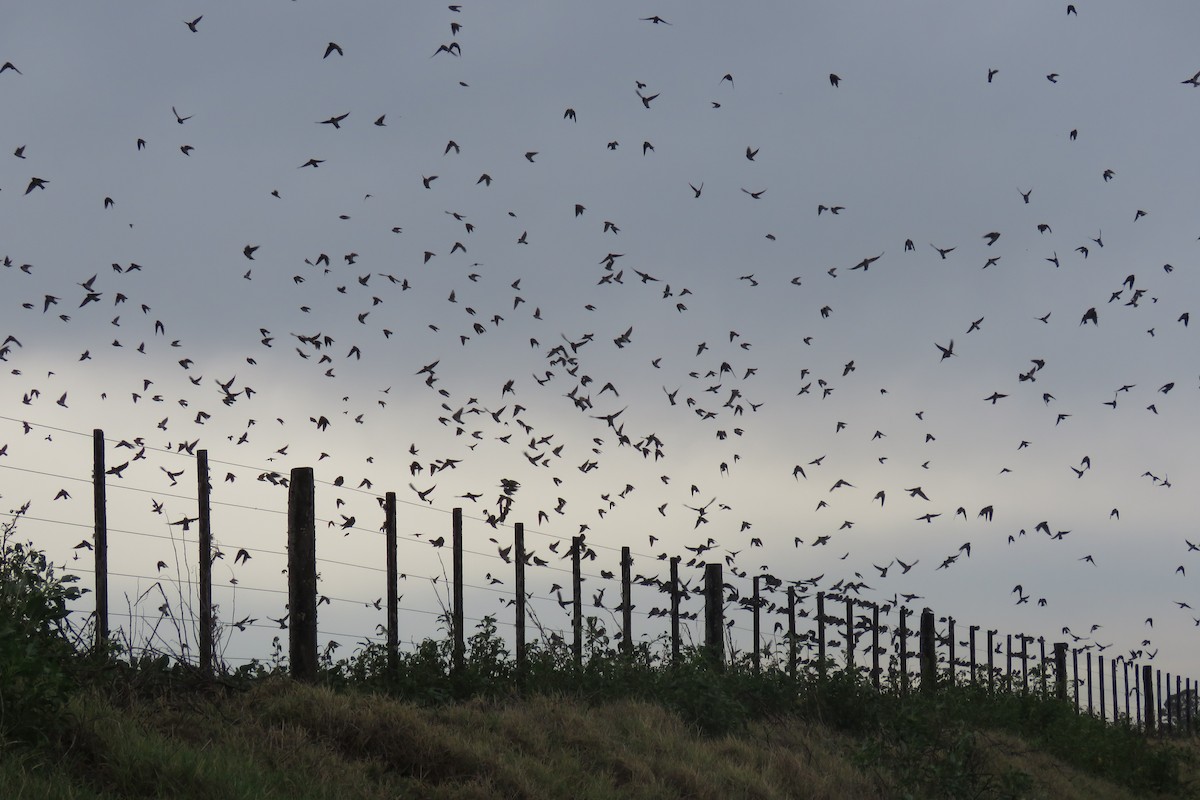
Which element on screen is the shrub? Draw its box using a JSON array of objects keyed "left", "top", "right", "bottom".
[{"left": 0, "top": 517, "right": 83, "bottom": 741}]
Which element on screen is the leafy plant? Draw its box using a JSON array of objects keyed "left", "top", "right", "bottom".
[{"left": 0, "top": 517, "right": 84, "bottom": 741}]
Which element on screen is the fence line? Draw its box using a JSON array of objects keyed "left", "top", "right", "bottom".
[{"left": 2, "top": 424, "right": 1195, "bottom": 734}]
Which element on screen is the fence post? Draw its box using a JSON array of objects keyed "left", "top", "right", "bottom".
[
  {"left": 845, "top": 597, "right": 855, "bottom": 676},
  {"left": 197, "top": 449, "right": 213, "bottom": 676},
  {"left": 987, "top": 630, "right": 995, "bottom": 693},
  {"left": 287, "top": 466, "right": 318, "bottom": 682},
  {"left": 1021, "top": 634, "right": 1029, "bottom": 693},
  {"left": 1144, "top": 665, "right": 1156, "bottom": 734},
  {"left": 669, "top": 556, "right": 680, "bottom": 664},
  {"left": 817, "top": 592, "right": 827, "bottom": 679},
  {"left": 752, "top": 575, "right": 761, "bottom": 674},
  {"left": 1054, "top": 643, "right": 1068, "bottom": 700},
  {"left": 947, "top": 617, "right": 956, "bottom": 687},
  {"left": 92, "top": 429, "right": 109, "bottom": 651},
  {"left": 871, "top": 603, "right": 881, "bottom": 690},
  {"left": 1165, "top": 672, "right": 1173, "bottom": 733},
  {"left": 919, "top": 608, "right": 936, "bottom": 692},
  {"left": 703, "top": 563, "right": 723, "bottom": 669},
  {"left": 1124, "top": 662, "right": 1131, "bottom": 726},
  {"left": 620, "top": 546, "right": 632, "bottom": 657},
  {"left": 969, "top": 625, "right": 978, "bottom": 686},
  {"left": 1072, "top": 649, "right": 1080, "bottom": 712},
  {"left": 384, "top": 492, "right": 398, "bottom": 672},
  {"left": 1135, "top": 664, "right": 1142, "bottom": 728},
  {"left": 572, "top": 536, "right": 582, "bottom": 668},
  {"left": 787, "top": 586, "right": 797, "bottom": 679},
  {"left": 1086, "top": 651, "right": 1094, "bottom": 716},
  {"left": 514, "top": 523, "right": 526, "bottom": 673},
  {"left": 452, "top": 508, "right": 464, "bottom": 674},
  {"left": 898, "top": 607, "right": 909, "bottom": 695},
  {"left": 1006, "top": 634, "right": 1013, "bottom": 692},
  {"left": 1039, "top": 637, "right": 1047, "bottom": 696},
  {"left": 1099, "top": 655, "right": 1106, "bottom": 722}
]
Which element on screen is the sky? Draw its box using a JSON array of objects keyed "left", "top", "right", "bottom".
[{"left": 2, "top": 2, "right": 1200, "bottom": 685}]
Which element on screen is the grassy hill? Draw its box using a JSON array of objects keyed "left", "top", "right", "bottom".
[
  {"left": 2, "top": 520, "right": 1197, "bottom": 799},
  {"left": 3, "top": 674, "right": 1198, "bottom": 800}
]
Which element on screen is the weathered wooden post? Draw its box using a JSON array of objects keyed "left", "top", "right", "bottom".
[
  {"left": 987, "top": 630, "right": 996, "bottom": 693},
  {"left": 1144, "top": 665, "right": 1156, "bottom": 733},
  {"left": 1072, "top": 649, "right": 1080, "bottom": 712},
  {"left": 384, "top": 492, "right": 398, "bottom": 672},
  {"left": 514, "top": 523, "right": 526, "bottom": 672},
  {"left": 620, "top": 546, "right": 632, "bottom": 657},
  {"left": 844, "top": 596, "right": 855, "bottom": 675},
  {"left": 287, "top": 466, "right": 318, "bottom": 681},
  {"left": 1099, "top": 655, "right": 1106, "bottom": 722},
  {"left": 1124, "top": 661, "right": 1132, "bottom": 726},
  {"left": 1165, "top": 672, "right": 1173, "bottom": 732},
  {"left": 1086, "top": 652, "right": 1094, "bottom": 716},
  {"left": 1186, "top": 677, "right": 1193, "bottom": 735},
  {"left": 1039, "top": 638, "right": 1047, "bottom": 696},
  {"left": 571, "top": 536, "right": 582, "bottom": 668},
  {"left": 969, "top": 625, "right": 978, "bottom": 686},
  {"left": 197, "top": 449, "right": 213, "bottom": 676},
  {"left": 669, "top": 556, "right": 680, "bottom": 664},
  {"left": 817, "top": 592, "right": 827, "bottom": 679},
  {"left": 919, "top": 608, "right": 936, "bottom": 692},
  {"left": 1021, "top": 634, "right": 1029, "bottom": 693},
  {"left": 1135, "top": 664, "right": 1142, "bottom": 727},
  {"left": 752, "top": 575, "right": 761, "bottom": 674},
  {"left": 947, "top": 617, "right": 956, "bottom": 687},
  {"left": 898, "top": 607, "right": 909, "bottom": 695},
  {"left": 452, "top": 508, "right": 464, "bottom": 674},
  {"left": 1111, "top": 660, "right": 1118, "bottom": 725},
  {"left": 787, "top": 586, "right": 797, "bottom": 679},
  {"left": 1005, "top": 634, "right": 1013, "bottom": 692},
  {"left": 871, "top": 603, "right": 881, "bottom": 690},
  {"left": 704, "top": 563, "right": 723, "bottom": 669},
  {"left": 92, "top": 429, "right": 109, "bottom": 650},
  {"left": 1053, "top": 643, "right": 1068, "bottom": 700}
]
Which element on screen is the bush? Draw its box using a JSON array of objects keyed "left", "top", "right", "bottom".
[{"left": 0, "top": 517, "right": 84, "bottom": 742}]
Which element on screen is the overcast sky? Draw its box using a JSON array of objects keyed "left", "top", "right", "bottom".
[{"left": 2, "top": 2, "right": 1200, "bottom": 681}]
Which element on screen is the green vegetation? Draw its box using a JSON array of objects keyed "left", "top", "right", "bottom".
[{"left": 1, "top": 519, "right": 1196, "bottom": 799}]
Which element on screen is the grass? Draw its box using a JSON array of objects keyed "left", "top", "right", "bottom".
[{"left": 2, "top": 523, "right": 1198, "bottom": 799}]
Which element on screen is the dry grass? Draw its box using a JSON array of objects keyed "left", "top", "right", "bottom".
[{"left": 4, "top": 678, "right": 1195, "bottom": 799}]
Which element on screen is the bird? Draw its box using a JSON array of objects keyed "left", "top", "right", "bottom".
[
  {"left": 184, "top": 15, "right": 202, "bottom": 32},
  {"left": 829, "top": 73, "right": 841, "bottom": 87},
  {"left": 172, "top": 106, "right": 192, "bottom": 124},
  {"left": 324, "top": 42, "right": 343, "bottom": 58}
]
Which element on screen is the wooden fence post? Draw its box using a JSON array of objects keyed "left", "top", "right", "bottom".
[
  {"left": 1038, "top": 638, "right": 1047, "bottom": 696},
  {"left": 1099, "top": 655, "right": 1107, "bottom": 722},
  {"left": 1124, "top": 662, "right": 1131, "bottom": 726},
  {"left": 703, "top": 563, "right": 723, "bottom": 669},
  {"left": 871, "top": 603, "right": 881, "bottom": 690},
  {"left": 287, "top": 467, "right": 317, "bottom": 681},
  {"left": 947, "top": 617, "right": 956, "bottom": 687},
  {"left": 969, "top": 625, "right": 978, "bottom": 686},
  {"left": 919, "top": 608, "right": 936, "bottom": 692},
  {"left": 1006, "top": 634, "right": 1013, "bottom": 692},
  {"left": 571, "top": 536, "right": 582, "bottom": 668},
  {"left": 1086, "top": 651, "right": 1094, "bottom": 716},
  {"left": 1144, "top": 665, "right": 1156, "bottom": 733},
  {"left": 620, "top": 546, "right": 632, "bottom": 657},
  {"left": 1165, "top": 672, "right": 1173, "bottom": 732},
  {"left": 92, "top": 429, "right": 109, "bottom": 650},
  {"left": 1072, "top": 649, "right": 1080, "bottom": 712},
  {"left": 384, "top": 492, "right": 398, "bottom": 672},
  {"left": 1135, "top": 664, "right": 1143, "bottom": 728},
  {"left": 987, "top": 630, "right": 995, "bottom": 693},
  {"left": 669, "top": 556, "right": 680, "bottom": 664},
  {"left": 752, "top": 575, "right": 761, "bottom": 674},
  {"left": 817, "top": 592, "right": 827, "bottom": 679},
  {"left": 514, "top": 523, "right": 526, "bottom": 673},
  {"left": 1053, "top": 642, "right": 1068, "bottom": 700},
  {"left": 898, "top": 607, "right": 909, "bottom": 695},
  {"left": 197, "top": 449, "right": 213, "bottom": 676},
  {"left": 1021, "top": 634, "right": 1029, "bottom": 693},
  {"left": 452, "top": 508, "right": 464, "bottom": 673},
  {"left": 845, "top": 597, "right": 855, "bottom": 676},
  {"left": 787, "top": 586, "right": 797, "bottom": 679}
]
